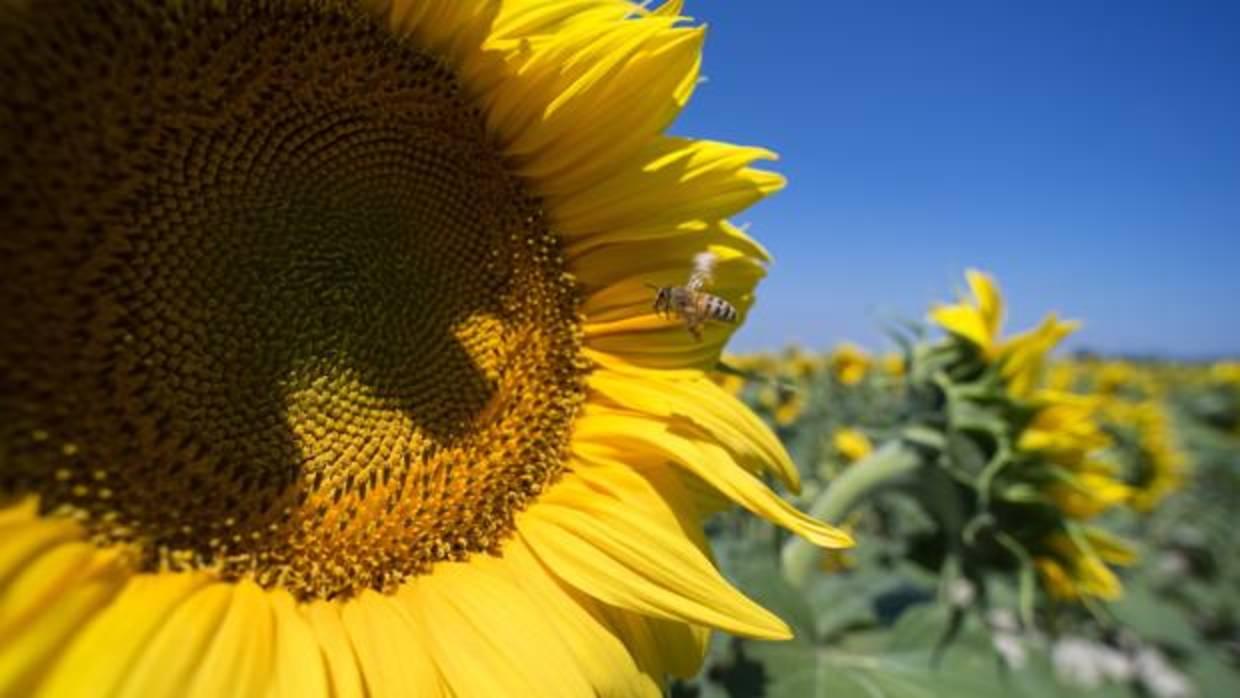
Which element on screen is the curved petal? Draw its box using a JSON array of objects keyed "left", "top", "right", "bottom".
[
  {"left": 486, "top": 3, "right": 703, "bottom": 200},
  {"left": 301, "top": 601, "right": 366, "bottom": 698},
  {"left": 0, "top": 540, "right": 129, "bottom": 697},
  {"left": 114, "top": 583, "right": 236, "bottom": 698},
  {"left": 185, "top": 580, "right": 275, "bottom": 698},
  {"left": 572, "top": 408, "right": 853, "bottom": 549},
  {"left": 551, "top": 137, "right": 783, "bottom": 244},
  {"left": 500, "top": 539, "right": 663, "bottom": 697},
  {"left": 595, "top": 602, "right": 709, "bottom": 681},
  {"left": 34, "top": 572, "right": 211, "bottom": 698},
  {"left": 340, "top": 590, "right": 446, "bottom": 698},
  {"left": 401, "top": 550, "right": 594, "bottom": 698},
  {"left": 588, "top": 368, "right": 798, "bottom": 489},
  {"left": 520, "top": 465, "right": 793, "bottom": 639},
  {"left": 267, "top": 590, "right": 330, "bottom": 698},
  {"left": 370, "top": 0, "right": 503, "bottom": 90}
]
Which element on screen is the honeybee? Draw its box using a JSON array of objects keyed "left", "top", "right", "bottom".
[{"left": 647, "top": 252, "right": 739, "bottom": 341}]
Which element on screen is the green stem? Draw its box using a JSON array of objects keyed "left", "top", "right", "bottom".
[{"left": 781, "top": 441, "right": 925, "bottom": 587}]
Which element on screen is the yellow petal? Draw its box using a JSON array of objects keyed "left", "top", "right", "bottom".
[
  {"left": 377, "top": 0, "right": 502, "bottom": 90},
  {"left": 833, "top": 428, "right": 874, "bottom": 463},
  {"left": 186, "top": 580, "right": 274, "bottom": 698},
  {"left": 0, "top": 514, "right": 82, "bottom": 593},
  {"left": 0, "top": 497, "right": 39, "bottom": 528},
  {"left": 0, "top": 543, "right": 128, "bottom": 697},
  {"left": 36, "top": 572, "right": 211, "bottom": 698},
  {"left": 1084, "top": 528, "right": 1138, "bottom": 566},
  {"left": 489, "top": 14, "right": 704, "bottom": 200},
  {"left": 500, "top": 539, "right": 662, "bottom": 697},
  {"left": 115, "top": 583, "right": 235, "bottom": 698},
  {"left": 301, "top": 601, "right": 366, "bottom": 698},
  {"left": 521, "top": 468, "right": 793, "bottom": 639},
  {"left": 573, "top": 409, "right": 853, "bottom": 549},
  {"left": 267, "top": 590, "right": 329, "bottom": 698},
  {"left": 929, "top": 304, "right": 993, "bottom": 353},
  {"left": 965, "top": 268, "right": 1003, "bottom": 341},
  {"left": 0, "top": 541, "right": 94, "bottom": 630},
  {"left": 403, "top": 551, "right": 593, "bottom": 698},
  {"left": 552, "top": 137, "right": 782, "bottom": 243},
  {"left": 576, "top": 219, "right": 768, "bottom": 298},
  {"left": 493, "top": 1, "right": 632, "bottom": 45},
  {"left": 1075, "top": 555, "right": 1123, "bottom": 600},
  {"left": 1000, "top": 313, "right": 1079, "bottom": 397},
  {"left": 1035, "top": 558, "right": 1079, "bottom": 600},
  {"left": 341, "top": 590, "right": 445, "bottom": 698},
  {"left": 595, "top": 601, "right": 709, "bottom": 680},
  {"left": 588, "top": 368, "right": 799, "bottom": 489},
  {"left": 928, "top": 268, "right": 1006, "bottom": 356}
]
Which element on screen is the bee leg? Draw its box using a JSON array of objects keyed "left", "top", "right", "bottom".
[{"left": 687, "top": 319, "right": 703, "bottom": 342}]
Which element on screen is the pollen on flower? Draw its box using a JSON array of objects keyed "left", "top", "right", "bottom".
[{"left": 0, "top": 0, "right": 586, "bottom": 600}]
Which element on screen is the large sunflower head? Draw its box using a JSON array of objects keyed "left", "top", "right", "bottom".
[{"left": 0, "top": 1, "right": 850, "bottom": 695}]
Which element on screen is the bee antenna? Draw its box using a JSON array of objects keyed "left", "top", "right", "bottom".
[{"left": 643, "top": 283, "right": 661, "bottom": 290}]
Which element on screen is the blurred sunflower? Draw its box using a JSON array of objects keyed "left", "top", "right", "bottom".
[
  {"left": 1103, "top": 400, "right": 1186, "bottom": 513},
  {"left": 828, "top": 342, "right": 871, "bottom": 385},
  {"left": 831, "top": 428, "right": 873, "bottom": 464},
  {"left": 1019, "top": 392, "right": 1132, "bottom": 519},
  {"left": 772, "top": 390, "right": 807, "bottom": 427},
  {"left": 879, "top": 351, "right": 906, "bottom": 378},
  {"left": 1046, "top": 360, "right": 1082, "bottom": 392},
  {"left": 928, "top": 270, "right": 1135, "bottom": 602},
  {"left": 1213, "top": 360, "right": 1240, "bottom": 386},
  {"left": 0, "top": 1, "right": 850, "bottom": 696},
  {"left": 930, "top": 269, "right": 1077, "bottom": 397},
  {"left": 1033, "top": 528, "right": 1136, "bottom": 602},
  {"left": 779, "top": 345, "right": 823, "bottom": 380}
]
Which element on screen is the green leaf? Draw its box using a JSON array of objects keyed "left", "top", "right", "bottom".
[
  {"left": 1107, "top": 584, "right": 1199, "bottom": 650},
  {"left": 749, "top": 642, "right": 1012, "bottom": 698},
  {"left": 747, "top": 604, "right": 1015, "bottom": 698},
  {"left": 1186, "top": 649, "right": 1240, "bottom": 698},
  {"left": 804, "top": 572, "right": 880, "bottom": 641}
]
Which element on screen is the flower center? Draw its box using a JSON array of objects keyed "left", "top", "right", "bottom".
[{"left": 0, "top": 1, "right": 585, "bottom": 600}]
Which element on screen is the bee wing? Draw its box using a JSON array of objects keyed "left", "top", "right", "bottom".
[
  {"left": 686, "top": 269, "right": 712, "bottom": 292},
  {"left": 687, "top": 251, "right": 717, "bottom": 291}
]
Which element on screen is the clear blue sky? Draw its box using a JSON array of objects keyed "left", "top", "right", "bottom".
[{"left": 671, "top": 1, "right": 1240, "bottom": 358}]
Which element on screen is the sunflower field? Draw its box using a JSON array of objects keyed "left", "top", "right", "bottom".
[{"left": 671, "top": 272, "right": 1240, "bottom": 698}]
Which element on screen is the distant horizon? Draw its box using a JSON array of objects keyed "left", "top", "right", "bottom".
[
  {"left": 672, "top": 1, "right": 1239, "bottom": 358},
  {"left": 727, "top": 283, "right": 1240, "bottom": 361},
  {"left": 728, "top": 334, "right": 1240, "bottom": 364}
]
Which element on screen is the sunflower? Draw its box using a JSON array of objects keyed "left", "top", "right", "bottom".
[
  {"left": 1017, "top": 391, "right": 1133, "bottom": 518},
  {"left": 831, "top": 428, "right": 872, "bottom": 464},
  {"left": 1102, "top": 399, "right": 1186, "bottom": 513},
  {"left": 930, "top": 268, "right": 1077, "bottom": 397},
  {"left": 926, "top": 270, "right": 1136, "bottom": 602},
  {"left": 1033, "top": 528, "right": 1137, "bottom": 602},
  {"left": 879, "top": 351, "right": 906, "bottom": 378},
  {"left": 828, "top": 342, "right": 870, "bottom": 386},
  {"left": 0, "top": 1, "right": 852, "bottom": 696}
]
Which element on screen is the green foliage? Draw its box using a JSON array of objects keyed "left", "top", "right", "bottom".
[{"left": 678, "top": 355, "right": 1240, "bottom": 697}]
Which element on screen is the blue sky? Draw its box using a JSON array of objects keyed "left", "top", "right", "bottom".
[{"left": 671, "top": 1, "right": 1240, "bottom": 358}]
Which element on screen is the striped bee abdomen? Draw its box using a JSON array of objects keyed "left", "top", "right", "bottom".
[{"left": 703, "top": 294, "right": 738, "bottom": 323}]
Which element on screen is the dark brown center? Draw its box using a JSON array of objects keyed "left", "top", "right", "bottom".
[{"left": 0, "top": 0, "right": 585, "bottom": 600}]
